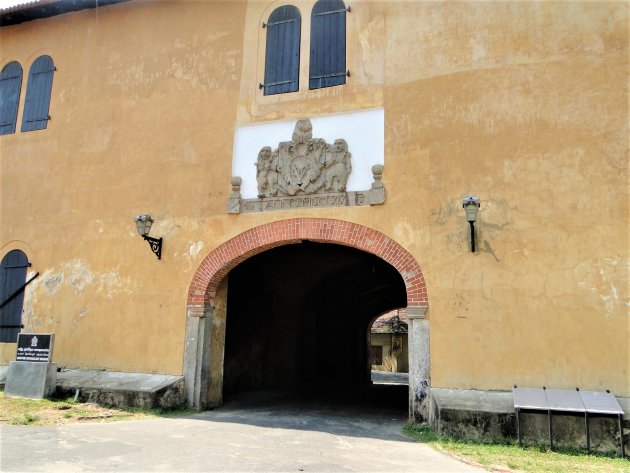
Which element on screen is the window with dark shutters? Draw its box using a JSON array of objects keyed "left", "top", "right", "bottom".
[
  {"left": 309, "top": 0, "right": 347, "bottom": 90},
  {"left": 0, "top": 250, "right": 29, "bottom": 343},
  {"left": 0, "top": 62, "right": 23, "bottom": 136},
  {"left": 21, "top": 55, "right": 55, "bottom": 132},
  {"left": 370, "top": 345, "right": 383, "bottom": 366},
  {"left": 263, "top": 6, "right": 301, "bottom": 96}
]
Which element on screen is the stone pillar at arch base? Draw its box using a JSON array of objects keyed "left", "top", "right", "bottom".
[
  {"left": 183, "top": 305, "right": 212, "bottom": 409},
  {"left": 183, "top": 279, "right": 228, "bottom": 410},
  {"left": 407, "top": 305, "right": 430, "bottom": 422}
]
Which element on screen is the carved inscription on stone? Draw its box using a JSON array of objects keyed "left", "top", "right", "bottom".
[
  {"left": 243, "top": 193, "right": 348, "bottom": 212},
  {"left": 227, "top": 118, "right": 384, "bottom": 214}
]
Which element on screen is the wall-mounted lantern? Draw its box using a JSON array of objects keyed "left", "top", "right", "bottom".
[
  {"left": 134, "top": 214, "right": 162, "bottom": 260},
  {"left": 462, "top": 196, "right": 480, "bottom": 252}
]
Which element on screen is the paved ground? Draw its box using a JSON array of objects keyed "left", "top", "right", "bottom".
[
  {"left": 370, "top": 370, "right": 409, "bottom": 385},
  {"left": 1, "top": 387, "right": 484, "bottom": 472}
]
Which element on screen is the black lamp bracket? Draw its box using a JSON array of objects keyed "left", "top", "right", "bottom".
[
  {"left": 143, "top": 235, "right": 162, "bottom": 260},
  {"left": 469, "top": 221, "right": 476, "bottom": 253}
]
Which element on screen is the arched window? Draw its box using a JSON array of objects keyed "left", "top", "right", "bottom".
[
  {"left": 0, "top": 250, "right": 29, "bottom": 343},
  {"left": 263, "top": 6, "right": 301, "bottom": 95},
  {"left": 21, "top": 55, "right": 55, "bottom": 132},
  {"left": 309, "top": 0, "right": 347, "bottom": 90},
  {"left": 0, "top": 61, "right": 23, "bottom": 136}
]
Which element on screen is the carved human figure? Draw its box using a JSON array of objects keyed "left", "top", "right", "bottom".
[
  {"left": 255, "top": 146, "right": 278, "bottom": 197},
  {"left": 324, "top": 138, "right": 352, "bottom": 192}
]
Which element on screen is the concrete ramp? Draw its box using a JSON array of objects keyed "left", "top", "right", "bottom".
[
  {"left": 55, "top": 369, "right": 185, "bottom": 409},
  {"left": 0, "top": 366, "right": 186, "bottom": 409},
  {"left": 2, "top": 365, "right": 185, "bottom": 408}
]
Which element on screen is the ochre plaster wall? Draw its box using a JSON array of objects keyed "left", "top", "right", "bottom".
[
  {"left": 1, "top": 1, "right": 627, "bottom": 395},
  {"left": 0, "top": 0, "right": 247, "bottom": 372}
]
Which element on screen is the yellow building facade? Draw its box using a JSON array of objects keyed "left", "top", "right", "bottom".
[{"left": 1, "top": 0, "right": 628, "bottom": 422}]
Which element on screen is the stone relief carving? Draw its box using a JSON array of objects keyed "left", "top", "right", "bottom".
[
  {"left": 227, "top": 119, "right": 384, "bottom": 214},
  {"left": 325, "top": 139, "right": 352, "bottom": 193},
  {"left": 254, "top": 119, "right": 352, "bottom": 197},
  {"left": 255, "top": 146, "right": 277, "bottom": 198},
  {"left": 276, "top": 119, "right": 325, "bottom": 196},
  {"left": 226, "top": 176, "right": 242, "bottom": 214}
]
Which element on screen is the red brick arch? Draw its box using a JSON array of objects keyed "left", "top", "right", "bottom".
[{"left": 187, "top": 218, "right": 428, "bottom": 309}]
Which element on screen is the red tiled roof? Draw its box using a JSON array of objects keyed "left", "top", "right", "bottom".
[{"left": 371, "top": 309, "right": 408, "bottom": 334}]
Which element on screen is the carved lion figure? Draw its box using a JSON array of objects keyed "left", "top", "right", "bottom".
[
  {"left": 255, "top": 146, "right": 278, "bottom": 197},
  {"left": 324, "top": 139, "right": 352, "bottom": 192}
]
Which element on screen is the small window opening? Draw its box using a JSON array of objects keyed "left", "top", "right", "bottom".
[
  {"left": 263, "top": 6, "right": 301, "bottom": 95},
  {"left": 309, "top": 0, "right": 347, "bottom": 90},
  {"left": 21, "top": 55, "right": 55, "bottom": 132},
  {"left": 0, "top": 61, "right": 23, "bottom": 136},
  {"left": 0, "top": 250, "right": 29, "bottom": 343}
]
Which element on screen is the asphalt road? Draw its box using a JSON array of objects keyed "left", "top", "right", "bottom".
[{"left": 1, "top": 388, "right": 484, "bottom": 472}]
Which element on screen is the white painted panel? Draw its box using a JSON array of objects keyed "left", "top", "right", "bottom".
[{"left": 232, "top": 109, "right": 384, "bottom": 199}]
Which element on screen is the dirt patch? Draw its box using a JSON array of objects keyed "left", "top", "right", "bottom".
[{"left": 0, "top": 392, "right": 155, "bottom": 426}]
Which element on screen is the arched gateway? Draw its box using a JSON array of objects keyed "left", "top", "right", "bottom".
[{"left": 184, "top": 218, "right": 431, "bottom": 420}]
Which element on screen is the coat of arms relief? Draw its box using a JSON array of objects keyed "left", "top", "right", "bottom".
[{"left": 228, "top": 119, "right": 384, "bottom": 213}]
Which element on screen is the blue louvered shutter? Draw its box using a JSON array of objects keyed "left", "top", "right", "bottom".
[
  {"left": 0, "top": 250, "right": 28, "bottom": 343},
  {"left": 21, "top": 55, "right": 55, "bottom": 132},
  {"left": 309, "top": 0, "right": 346, "bottom": 90},
  {"left": 263, "top": 6, "right": 301, "bottom": 95},
  {"left": 0, "top": 62, "right": 23, "bottom": 136}
]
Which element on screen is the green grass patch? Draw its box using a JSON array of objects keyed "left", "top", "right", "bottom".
[
  {"left": 10, "top": 412, "right": 41, "bottom": 425},
  {"left": 403, "top": 423, "right": 629, "bottom": 472},
  {"left": 0, "top": 391, "right": 192, "bottom": 426}
]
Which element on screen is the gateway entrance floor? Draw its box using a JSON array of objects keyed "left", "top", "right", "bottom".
[
  {"left": 220, "top": 382, "right": 410, "bottom": 436},
  {"left": 1, "top": 386, "right": 483, "bottom": 472}
]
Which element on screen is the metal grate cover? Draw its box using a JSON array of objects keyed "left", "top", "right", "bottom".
[
  {"left": 513, "top": 387, "right": 549, "bottom": 410},
  {"left": 580, "top": 390, "right": 624, "bottom": 415},
  {"left": 545, "top": 388, "right": 585, "bottom": 412},
  {"left": 513, "top": 386, "right": 625, "bottom": 457}
]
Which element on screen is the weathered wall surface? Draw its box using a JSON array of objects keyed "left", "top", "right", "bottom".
[
  {"left": 381, "top": 1, "right": 628, "bottom": 393},
  {"left": 0, "top": 0, "right": 247, "bottom": 372},
  {"left": 1, "top": 1, "right": 627, "bottom": 395}
]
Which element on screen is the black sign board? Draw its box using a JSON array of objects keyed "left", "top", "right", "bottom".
[{"left": 16, "top": 333, "right": 54, "bottom": 362}]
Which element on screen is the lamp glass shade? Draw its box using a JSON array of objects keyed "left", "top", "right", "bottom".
[
  {"left": 135, "top": 218, "right": 145, "bottom": 236},
  {"left": 464, "top": 203, "right": 479, "bottom": 222},
  {"left": 134, "top": 215, "right": 153, "bottom": 236}
]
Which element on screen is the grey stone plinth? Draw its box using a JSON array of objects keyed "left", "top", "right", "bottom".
[
  {"left": 55, "top": 370, "right": 185, "bottom": 409},
  {"left": 5, "top": 361, "right": 57, "bottom": 399},
  {"left": 429, "top": 388, "right": 629, "bottom": 455},
  {"left": 408, "top": 309, "right": 430, "bottom": 422}
]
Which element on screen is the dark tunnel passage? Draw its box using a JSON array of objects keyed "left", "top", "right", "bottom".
[{"left": 222, "top": 241, "right": 407, "bottom": 406}]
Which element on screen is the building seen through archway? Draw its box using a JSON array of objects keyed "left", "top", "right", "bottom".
[{"left": 369, "top": 309, "right": 409, "bottom": 386}]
